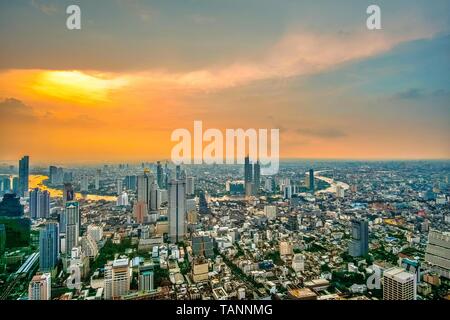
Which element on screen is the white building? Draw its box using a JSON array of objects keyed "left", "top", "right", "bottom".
[
  {"left": 104, "top": 258, "right": 130, "bottom": 300},
  {"left": 28, "top": 273, "right": 51, "bottom": 300},
  {"left": 383, "top": 267, "right": 416, "bottom": 300}
]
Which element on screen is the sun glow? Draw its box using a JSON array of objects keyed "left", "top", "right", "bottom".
[{"left": 31, "top": 70, "right": 128, "bottom": 104}]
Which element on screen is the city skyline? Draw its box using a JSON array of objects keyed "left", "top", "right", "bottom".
[{"left": 0, "top": 0, "right": 449, "bottom": 163}]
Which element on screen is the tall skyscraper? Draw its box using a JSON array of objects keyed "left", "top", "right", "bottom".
[
  {"left": 156, "top": 161, "right": 164, "bottom": 189},
  {"left": 149, "top": 182, "right": 160, "bottom": 212},
  {"left": 63, "top": 183, "right": 74, "bottom": 204},
  {"left": 253, "top": 161, "right": 261, "bottom": 195},
  {"left": 168, "top": 180, "right": 186, "bottom": 243},
  {"left": 65, "top": 201, "right": 80, "bottom": 255},
  {"left": 104, "top": 258, "right": 130, "bottom": 299},
  {"left": 349, "top": 219, "right": 369, "bottom": 257},
  {"left": 244, "top": 156, "right": 253, "bottom": 184},
  {"left": 116, "top": 179, "right": 123, "bottom": 195},
  {"left": 28, "top": 273, "right": 51, "bottom": 300},
  {"left": 29, "top": 188, "right": 50, "bottom": 219},
  {"left": 425, "top": 230, "right": 450, "bottom": 279},
  {"left": 309, "top": 169, "right": 315, "bottom": 193},
  {"left": 80, "top": 175, "right": 89, "bottom": 192},
  {"left": 39, "top": 222, "right": 59, "bottom": 272},
  {"left": 137, "top": 171, "right": 154, "bottom": 211},
  {"left": 186, "top": 176, "right": 195, "bottom": 196},
  {"left": 383, "top": 267, "right": 416, "bottom": 300},
  {"left": 12, "top": 177, "right": 19, "bottom": 194},
  {"left": 94, "top": 169, "right": 101, "bottom": 190},
  {"left": 18, "top": 155, "right": 29, "bottom": 197}
]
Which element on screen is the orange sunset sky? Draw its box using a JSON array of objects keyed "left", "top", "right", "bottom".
[{"left": 0, "top": 0, "right": 449, "bottom": 164}]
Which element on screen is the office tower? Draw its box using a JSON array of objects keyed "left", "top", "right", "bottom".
[
  {"left": 133, "top": 201, "right": 148, "bottom": 224},
  {"left": 164, "top": 162, "right": 169, "bottom": 188},
  {"left": 156, "top": 161, "right": 164, "bottom": 189},
  {"left": 199, "top": 192, "right": 209, "bottom": 215},
  {"left": 39, "top": 222, "right": 59, "bottom": 272},
  {"left": 49, "top": 166, "right": 57, "bottom": 184},
  {"left": 81, "top": 234, "right": 98, "bottom": 258},
  {"left": 244, "top": 156, "right": 253, "bottom": 196},
  {"left": 116, "top": 179, "right": 123, "bottom": 195},
  {"left": 138, "top": 265, "right": 154, "bottom": 292},
  {"left": 425, "top": 230, "right": 450, "bottom": 279},
  {"left": 63, "top": 171, "right": 73, "bottom": 183},
  {"left": 117, "top": 191, "right": 129, "bottom": 206},
  {"left": 63, "top": 183, "right": 74, "bottom": 204},
  {"left": 186, "top": 176, "right": 195, "bottom": 196},
  {"left": 2, "top": 176, "right": 11, "bottom": 193},
  {"left": 80, "top": 175, "right": 89, "bottom": 192},
  {"left": 168, "top": 180, "right": 186, "bottom": 243},
  {"left": 264, "top": 177, "right": 273, "bottom": 192},
  {"left": 122, "top": 175, "right": 136, "bottom": 191},
  {"left": 30, "top": 188, "right": 50, "bottom": 219},
  {"left": 309, "top": 169, "right": 315, "bottom": 193},
  {"left": 283, "top": 185, "right": 292, "bottom": 199},
  {"left": 149, "top": 182, "right": 160, "bottom": 212},
  {"left": 65, "top": 201, "right": 80, "bottom": 255},
  {"left": 87, "top": 225, "right": 103, "bottom": 242},
  {"left": 12, "top": 177, "right": 19, "bottom": 194},
  {"left": 176, "top": 165, "right": 181, "bottom": 180},
  {"left": 18, "top": 156, "right": 29, "bottom": 197},
  {"left": 349, "top": 219, "right": 369, "bottom": 257},
  {"left": 192, "top": 235, "right": 214, "bottom": 258},
  {"left": 104, "top": 258, "right": 130, "bottom": 299},
  {"left": 0, "top": 224, "right": 6, "bottom": 255},
  {"left": 383, "top": 267, "right": 416, "bottom": 300},
  {"left": 137, "top": 172, "right": 154, "bottom": 211},
  {"left": 28, "top": 273, "right": 51, "bottom": 300},
  {"left": 253, "top": 161, "right": 260, "bottom": 195},
  {"left": 95, "top": 169, "right": 101, "bottom": 190}
]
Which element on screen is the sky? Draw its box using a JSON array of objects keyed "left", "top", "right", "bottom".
[{"left": 0, "top": 0, "right": 449, "bottom": 164}]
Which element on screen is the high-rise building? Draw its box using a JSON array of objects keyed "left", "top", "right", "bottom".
[
  {"left": 81, "top": 234, "right": 98, "bottom": 258},
  {"left": 186, "top": 176, "right": 195, "bottom": 196},
  {"left": 244, "top": 156, "right": 253, "bottom": 195},
  {"left": 199, "top": 192, "right": 209, "bottom": 215},
  {"left": 192, "top": 234, "right": 214, "bottom": 258},
  {"left": 138, "top": 265, "right": 154, "bottom": 292},
  {"left": 137, "top": 172, "right": 154, "bottom": 212},
  {"left": 65, "top": 201, "right": 79, "bottom": 255},
  {"left": 117, "top": 191, "right": 129, "bottom": 206},
  {"left": 149, "top": 182, "right": 160, "bottom": 212},
  {"left": 264, "top": 205, "right": 277, "bottom": 220},
  {"left": 28, "top": 273, "right": 51, "bottom": 300},
  {"left": 63, "top": 183, "right": 74, "bottom": 204},
  {"left": 336, "top": 185, "right": 345, "bottom": 198},
  {"left": 0, "top": 224, "right": 6, "bottom": 255},
  {"left": 80, "top": 175, "right": 89, "bottom": 192},
  {"left": 253, "top": 161, "right": 261, "bottom": 195},
  {"left": 168, "top": 180, "right": 186, "bottom": 243},
  {"left": 349, "top": 219, "right": 369, "bottom": 257},
  {"left": 87, "top": 225, "right": 103, "bottom": 243},
  {"left": 116, "top": 179, "right": 123, "bottom": 195},
  {"left": 39, "top": 222, "right": 59, "bottom": 272},
  {"left": 29, "top": 188, "right": 50, "bottom": 219},
  {"left": 156, "top": 161, "right": 164, "bottom": 189},
  {"left": 104, "top": 258, "right": 130, "bottom": 299},
  {"left": 0, "top": 193, "right": 30, "bottom": 248},
  {"left": 94, "top": 169, "right": 101, "bottom": 190},
  {"left": 123, "top": 175, "right": 137, "bottom": 191},
  {"left": 309, "top": 169, "right": 315, "bottom": 193},
  {"left": 18, "top": 156, "right": 29, "bottom": 197},
  {"left": 425, "top": 230, "right": 450, "bottom": 279},
  {"left": 383, "top": 267, "right": 416, "bottom": 300},
  {"left": 133, "top": 201, "right": 148, "bottom": 224},
  {"left": 12, "top": 177, "right": 19, "bottom": 194}
]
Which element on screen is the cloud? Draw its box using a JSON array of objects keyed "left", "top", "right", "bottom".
[
  {"left": 0, "top": 98, "right": 36, "bottom": 120},
  {"left": 129, "top": 27, "right": 437, "bottom": 92},
  {"left": 296, "top": 127, "right": 347, "bottom": 139},
  {"left": 30, "top": 0, "right": 58, "bottom": 15},
  {"left": 394, "top": 88, "right": 450, "bottom": 100}
]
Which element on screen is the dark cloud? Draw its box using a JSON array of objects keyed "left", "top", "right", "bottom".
[
  {"left": 296, "top": 127, "right": 346, "bottom": 139},
  {"left": 0, "top": 98, "right": 36, "bottom": 120}
]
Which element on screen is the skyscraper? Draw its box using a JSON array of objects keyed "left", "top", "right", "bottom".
[
  {"left": 137, "top": 171, "right": 154, "bottom": 211},
  {"left": 94, "top": 169, "right": 101, "bottom": 190},
  {"left": 133, "top": 201, "right": 148, "bottom": 224},
  {"left": 383, "top": 267, "right": 416, "bottom": 300},
  {"left": 116, "top": 179, "right": 123, "bottom": 195},
  {"left": 425, "top": 230, "right": 450, "bottom": 279},
  {"left": 149, "top": 182, "right": 160, "bottom": 212},
  {"left": 28, "top": 273, "right": 51, "bottom": 300},
  {"left": 39, "top": 222, "right": 59, "bottom": 272},
  {"left": 309, "top": 169, "right": 315, "bottom": 193},
  {"left": 168, "top": 180, "right": 186, "bottom": 243},
  {"left": 63, "top": 183, "right": 74, "bottom": 204},
  {"left": 104, "top": 258, "right": 130, "bottom": 300},
  {"left": 18, "top": 155, "right": 29, "bottom": 197},
  {"left": 253, "top": 161, "right": 261, "bottom": 195},
  {"left": 65, "top": 201, "right": 80, "bottom": 255},
  {"left": 138, "top": 265, "right": 154, "bottom": 292},
  {"left": 186, "top": 176, "right": 195, "bottom": 196},
  {"left": 349, "top": 219, "right": 369, "bottom": 257},
  {"left": 30, "top": 188, "right": 50, "bottom": 219},
  {"left": 244, "top": 156, "right": 253, "bottom": 184},
  {"left": 156, "top": 161, "right": 164, "bottom": 189}
]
